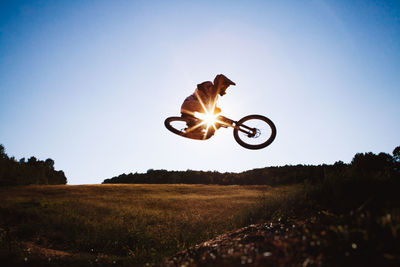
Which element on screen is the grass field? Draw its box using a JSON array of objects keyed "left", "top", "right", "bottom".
[{"left": 0, "top": 184, "right": 300, "bottom": 266}]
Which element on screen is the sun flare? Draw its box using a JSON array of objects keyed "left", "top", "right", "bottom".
[
  {"left": 181, "top": 90, "right": 229, "bottom": 139},
  {"left": 195, "top": 111, "right": 218, "bottom": 127}
]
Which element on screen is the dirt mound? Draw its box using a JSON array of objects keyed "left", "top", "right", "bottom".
[
  {"left": 160, "top": 211, "right": 399, "bottom": 266},
  {"left": 160, "top": 221, "right": 308, "bottom": 266}
]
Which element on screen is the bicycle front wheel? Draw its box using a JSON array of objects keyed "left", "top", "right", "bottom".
[{"left": 233, "top": 115, "right": 276, "bottom": 150}]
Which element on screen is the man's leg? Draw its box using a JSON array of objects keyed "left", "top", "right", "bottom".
[
  {"left": 181, "top": 114, "right": 202, "bottom": 139},
  {"left": 181, "top": 113, "right": 214, "bottom": 140}
]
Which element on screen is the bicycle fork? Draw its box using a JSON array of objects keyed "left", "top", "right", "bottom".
[{"left": 218, "top": 116, "right": 257, "bottom": 137}]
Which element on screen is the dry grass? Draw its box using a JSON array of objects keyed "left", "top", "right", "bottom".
[{"left": 0, "top": 184, "right": 300, "bottom": 265}]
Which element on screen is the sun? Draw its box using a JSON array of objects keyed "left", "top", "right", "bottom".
[{"left": 195, "top": 111, "right": 218, "bottom": 127}]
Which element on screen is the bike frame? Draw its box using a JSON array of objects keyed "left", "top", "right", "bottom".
[{"left": 217, "top": 115, "right": 257, "bottom": 137}]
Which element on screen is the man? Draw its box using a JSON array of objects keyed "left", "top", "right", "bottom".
[{"left": 180, "top": 74, "right": 235, "bottom": 139}]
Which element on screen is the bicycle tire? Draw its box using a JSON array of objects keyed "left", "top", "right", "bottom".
[
  {"left": 164, "top": 117, "right": 189, "bottom": 137},
  {"left": 233, "top": 115, "right": 276, "bottom": 150}
]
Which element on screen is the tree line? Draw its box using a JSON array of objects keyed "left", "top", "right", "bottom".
[
  {"left": 0, "top": 144, "right": 67, "bottom": 186},
  {"left": 305, "top": 146, "right": 400, "bottom": 211},
  {"left": 103, "top": 146, "right": 400, "bottom": 186}
]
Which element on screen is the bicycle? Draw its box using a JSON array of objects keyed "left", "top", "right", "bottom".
[{"left": 164, "top": 112, "right": 276, "bottom": 150}]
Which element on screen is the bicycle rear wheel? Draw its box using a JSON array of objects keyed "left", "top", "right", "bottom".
[
  {"left": 164, "top": 117, "right": 189, "bottom": 137},
  {"left": 165, "top": 116, "right": 215, "bottom": 140},
  {"left": 233, "top": 115, "right": 276, "bottom": 150}
]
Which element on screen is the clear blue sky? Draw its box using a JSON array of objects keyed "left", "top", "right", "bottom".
[{"left": 1, "top": 0, "right": 399, "bottom": 184}]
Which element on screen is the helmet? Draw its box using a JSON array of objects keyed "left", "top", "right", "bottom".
[{"left": 214, "top": 74, "right": 236, "bottom": 96}]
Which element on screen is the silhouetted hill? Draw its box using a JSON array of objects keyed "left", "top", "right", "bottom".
[
  {"left": 103, "top": 146, "right": 400, "bottom": 189},
  {"left": 103, "top": 165, "right": 328, "bottom": 185}
]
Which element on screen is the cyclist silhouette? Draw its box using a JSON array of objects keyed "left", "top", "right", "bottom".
[{"left": 180, "top": 74, "right": 235, "bottom": 139}]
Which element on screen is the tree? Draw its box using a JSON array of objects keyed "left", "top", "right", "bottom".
[
  {"left": 393, "top": 146, "right": 400, "bottom": 163},
  {"left": 27, "top": 156, "right": 37, "bottom": 165},
  {"left": 0, "top": 145, "right": 67, "bottom": 186},
  {"left": 45, "top": 158, "right": 55, "bottom": 169},
  {"left": 0, "top": 144, "right": 7, "bottom": 159}
]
